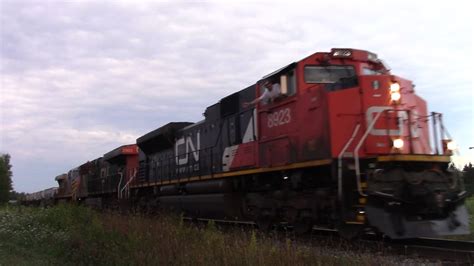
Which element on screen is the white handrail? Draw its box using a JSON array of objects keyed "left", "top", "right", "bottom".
[
  {"left": 354, "top": 110, "right": 386, "bottom": 197},
  {"left": 438, "top": 114, "right": 460, "bottom": 156},
  {"left": 117, "top": 173, "right": 123, "bottom": 199},
  {"left": 337, "top": 123, "right": 361, "bottom": 201},
  {"left": 120, "top": 168, "right": 137, "bottom": 199}
]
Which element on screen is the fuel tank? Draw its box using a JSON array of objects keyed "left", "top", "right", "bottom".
[{"left": 159, "top": 193, "right": 243, "bottom": 219}]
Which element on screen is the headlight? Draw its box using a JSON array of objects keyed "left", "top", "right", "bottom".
[
  {"left": 442, "top": 139, "right": 456, "bottom": 155},
  {"left": 393, "top": 138, "right": 404, "bottom": 149},
  {"left": 390, "top": 82, "right": 400, "bottom": 93},
  {"left": 390, "top": 92, "right": 401, "bottom": 101},
  {"left": 332, "top": 49, "right": 352, "bottom": 57},
  {"left": 447, "top": 140, "right": 457, "bottom": 151},
  {"left": 390, "top": 82, "right": 401, "bottom": 103}
]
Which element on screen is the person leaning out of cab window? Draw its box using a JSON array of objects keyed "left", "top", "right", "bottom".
[{"left": 243, "top": 80, "right": 281, "bottom": 108}]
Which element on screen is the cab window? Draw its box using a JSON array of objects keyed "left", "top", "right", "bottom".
[
  {"left": 362, "top": 67, "right": 383, "bottom": 75},
  {"left": 304, "top": 65, "right": 355, "bottom": 83},
  {"left": 259, "top": 69, "right": 297, "bottom": 106},
  {"left": 304, "top": 65, "right": 358, "bottom": 91}
]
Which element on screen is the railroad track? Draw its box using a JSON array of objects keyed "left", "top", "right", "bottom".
[
  {"left": 308, "top": 228, "right": 474, "bottom": 264},
  {"left": 306, "top": 228, "right": 474, "bottom": 263},
  {"left": 384, "top": 237, "right": 474, "bottom": 263},
  {"left": 186, "top": 218, "right": 474, "bottom": 263}
]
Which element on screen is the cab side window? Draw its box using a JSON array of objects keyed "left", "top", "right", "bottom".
[{"left": 259, "top": 69, "right": 297, "bottom": 104}]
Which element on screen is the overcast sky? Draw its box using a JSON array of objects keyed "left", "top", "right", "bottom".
[{"left": 1, "top": 0, "right": 473, "bottom": 193}]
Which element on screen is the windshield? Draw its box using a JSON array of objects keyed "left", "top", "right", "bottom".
[
  {"left": 362, "top": 67, "right": 383, "bottom": 75},
  {"left": 304, "top": 65, "right": 356, "bottom": 83}
]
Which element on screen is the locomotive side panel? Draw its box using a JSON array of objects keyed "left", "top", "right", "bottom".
[
  {"left": 86, "top": 158, "right": 103, "bottom": 195},
  {"left": 327, "top": 87, "right": 362, "bottom": 157},
  {"left": 67, "top": 167, "right": 80, "bottom": 200},
  {"left": 220, "top": 85, "right": 258, "bottom": 171},
  {"left": 297, "top": 82, "right": 331, "bottom": 161},
  {"left": 258, "top": 99, "right": 298, "bottom": 167},
  {"left": 174, "top": 123, "right": 206, "bottom": 178}
]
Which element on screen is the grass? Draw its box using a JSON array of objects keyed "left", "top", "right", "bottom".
[
  {"left": 0, "top": 204, "right": 445, "bottom": 265},
  {"left": 0, "top": 204, "right": 111, "bottom": 265},
  {"left": 454, "top": 196, "right": 474, "bottom": 240}
]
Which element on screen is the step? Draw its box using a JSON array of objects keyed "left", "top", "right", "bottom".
[{"left": 345, "top": 221, "right": 365, "bottom": 225}]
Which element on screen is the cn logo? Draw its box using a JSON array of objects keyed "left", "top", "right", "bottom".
[
  {"left": 366, "top": 106, "right": 419, "bottom": 137},
  {"left": 175, "top": 132, "right": 200, "bottom": 165}
]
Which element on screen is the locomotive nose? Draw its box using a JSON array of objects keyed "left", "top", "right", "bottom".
[
  {"left": 365, "top": 168, "right": 469, "bottom": 238},
  {"left": 401, "top": 170, "right": 452, "bottom": 215}
]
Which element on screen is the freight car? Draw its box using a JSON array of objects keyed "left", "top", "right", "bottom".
[
  {"left": 25, "top": 48, "right": 469, "bottom": 239},
  {"left": 24, "top": 187, "right": 57, "bottom": 207}
]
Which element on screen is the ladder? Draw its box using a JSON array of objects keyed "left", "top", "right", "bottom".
[{"left": 337, "top": 110, "right": 386, "bottom": 224}]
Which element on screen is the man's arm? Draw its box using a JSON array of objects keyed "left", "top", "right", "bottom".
[{"left": 243, "top": 90, "right": 267, "bottom": 108}]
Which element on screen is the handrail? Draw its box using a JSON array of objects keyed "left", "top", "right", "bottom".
[
  {"left": 120, "top": 168, "right": 137, "bottom": 199},
  {"left": 354, "top": 110, "right": 387, "bottom": 197},
  {"left": 437, "top": 113, "right": 460, "bottom": 156},
  {"left": 117, "top": 172, "right": 123, "bottom": 199},
  {"left": 432, "top": 112, "right": 439, "bottom": 155},
  {"left": 337, "top": 123, "right": 361, "bottom": 201}
]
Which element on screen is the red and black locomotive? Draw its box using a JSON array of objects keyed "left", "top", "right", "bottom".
[{"left": 27, "top": 48, "right": 469, "bottom": 239}]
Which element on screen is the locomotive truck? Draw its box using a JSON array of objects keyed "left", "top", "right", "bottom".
[{"left": 26, "top": 48, "right": 469, "bottom": 239}]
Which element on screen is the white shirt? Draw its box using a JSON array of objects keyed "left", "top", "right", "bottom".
[{"left": 258, "top": 83, "right": 281, "bottom": 104}]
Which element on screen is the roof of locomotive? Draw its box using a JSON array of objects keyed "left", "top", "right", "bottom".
[
  {"left": 260, "top": 62, "right": 297, "bottom": 82},
  {"left": 137, "top": 122, "right": 193, "bottom": 153},
  {"left": 258, "top": 48, "right": 377, "bottom": 83},
  {"left": 103, "top": 144, "right": 138, "bottom": 161},
  {"left": 181, "top": 120, "right": 205, "bottom": 131},
  {"left": 54, "top": 173, "right": 67, "bottom": 181}
]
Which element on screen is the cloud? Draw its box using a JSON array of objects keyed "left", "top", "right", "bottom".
[{"left": 1, "top": 0, "right": 472, "bottom": 192}]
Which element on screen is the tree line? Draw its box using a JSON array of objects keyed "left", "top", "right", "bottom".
[
  {"left": 0, "top": 153, "right": 27, "bottom": 203},
  {"left": 0, "top": 153, "right": 13, "bottom": 203},
  {"left": 462, "top": 163, "right": 474, "bottom": 196}
]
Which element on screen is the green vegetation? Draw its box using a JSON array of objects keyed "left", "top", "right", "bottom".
[
  {"left": 469, "top": 197, "right": 474, "bottom": 229},
  {"left": 0, "top": 205, "right": 425, "bottom": 266},
  {"left": 463, "top": 163, "right": 474, "bottom": 196},
  {"left": 463, "top": 197, "right": 474, "bottom": 240},
  {"left": 0, "top": 205, "right": 108, "bottom": 265},
  {"left": 446, "top": 197, "right": 474, "bottom": 241},
  {"left": 0, "top": 154, "right": 13, "bottom": 204}
]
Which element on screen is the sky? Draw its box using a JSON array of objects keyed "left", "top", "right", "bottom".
[{"left": 0, "top": 0, "right": 473, "bottom": 193}]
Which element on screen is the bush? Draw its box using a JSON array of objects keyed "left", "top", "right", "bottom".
[
  {"left": 0, "top": 204, "right": 127, "bottom": 265},
  {"left": 0, "top": 205, "right": 427, "bottom": 265}
]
